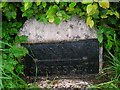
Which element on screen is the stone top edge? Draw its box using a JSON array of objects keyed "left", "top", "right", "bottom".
[{"left": 19, "top": 15, "right": 98, "bottom": 43}]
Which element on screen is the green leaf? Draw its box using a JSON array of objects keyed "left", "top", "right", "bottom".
[
  {"left": 107, "top": 10, "right": 113, "bottom": 15},
  {"left": 101, "top": 15, "right": 108, "bottom": 18},
  {"left": 46, "top": 5, "right": 59, "bottom": 23},
  {"left": 55, "top": 17, "right": 61, "bottom": 25},
  {"left": 16, "top": 22, "right": 22, "bottom": 28},
  {"left": 11, "top": 11, "right": 16, "bottom": 19},
  {"left": 9, "top": 46, "right": 28, "bottom": 58},
  {"left": 9, "top": 28, "right": 18, "bottom": 35},
  {"left": 0, "top": 2, "right": 7, "bottom": 8},
  {"left": 87, "top": 4, "right": 93, "bottom": 15},
  {"left": 4, "top": 58, "right": 18, "bottom": 71},
  {"left": 23, "top": 2, "right": 32, "bottom": 11},
  {"left": 55, "top": 0, "right": 60, "bottom": 4},
  {"left": 98, "top": 33, "right": 103, "bottom": 43},
  {"left": 108, "top": 17, "right": 117, "bottom": 25},
  {"left": 82, "top": 0, "right": 93, "bottom": 4},
  {"left": 42, "top": 2, "right": 46, "bottom": 8},
  {"left": 86, "top": 16, "right": 94, "bottom": 28},
  {"left": 79, "top": 12, "right": 85, "bottom": 16},
  {"left": 48, "top": 16, "right": 54, "bottom": 23},
  {"left": 66, "top": 7, "right": 74, "bottom": 12},
  {"left": 27, "top": 9, "right": 33, "bottom": 15},
  {"left": 22, "top": 9, "right": 33, "bottom": 18},
  {"left": 15, "top": 64, "right": 24, "bottom": 74},
  {"left": 39, "top": 14, "right": 48, "bottom": 24},
  {"left": 12, "top": 22, "right": 22, "bottom": 28},
  {"left": 0, "top": 3, "right": 2, "bottom": 9},
  {"left": 69, "top": 2, "right": 76, "bottom": 8},
  {"left": 92, "top": 10, "right": 99, "bottom": 19},
  {"left": 105, "top": 36, "right": 113, "bottom": 50},
  {"left": 36, "top": 0, "right": 41, "bottom": 6},
  {"left": 56, "top": 12, "right": 62, "bottom": 17},
  {"left": 46, "top": 5, "right": 59, "bottom": 17},
  {"left": 114, "top": 11, "right": 119, "bottom": 18},
  {"left": 99, "top": 0, "right": 109, "bottom": 9},
  {"left": 15, "top": 35, "right": 28, "bottom": 43},
  {"left": 2, "top": 54, "right": 7, "bottom": 59},
  {"left": 86, "top": 4, "right": 98, "bottom": 15},
  {"left": 22, "top": 12, "right": 26, "bottom": 17},
  {"left": 97, "top": 27, "right": 104, "bottom": 43}
]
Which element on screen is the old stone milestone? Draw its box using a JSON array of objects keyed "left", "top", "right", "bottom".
[{"left": 19, "top": 15, "right": 102, "bottom": 76}]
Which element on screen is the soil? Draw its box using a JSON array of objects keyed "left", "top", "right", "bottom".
[{"left": 23, "top": 74, "right": 109, "bottom": 89}]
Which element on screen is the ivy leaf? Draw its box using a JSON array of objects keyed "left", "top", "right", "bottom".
[
  {"left": 22, "top": 9, "right": 33, "bottom": 18},
  {"left": 4, "top": 58, "right": 18, "bottom": 71},
  {"left": 12, "top": 22, "right": 22, "bottom": 28},
  {"left": 11, "top": 11, "right": 16, "bottom": 19},
  {"left": 15, "top": 35, "right": 28, "bottom": 43},
  {"left": 48, "top": 5, "right": 59, "bottom": 16},
  {"left": 56, "top": 12, "right": 62, "bottom": 17},
  {"left": 55, "top": 17, "right": 61, "bottom": 25},
  {"left": 87, "top": 4, "right": 93, "bottom": 15},
  {"left": 97, "top": 26, "right": 105, "bottom": 43},
  {"left": 97, "top": 26, "right": 112, "bottom": 43},
  {"left": 42, "top": 2, "right": 46, "bottom": 8},
  {"left": 23, "top": 2, "right": 32, "bottom": 11},
  {"left": 86, "top": 16, "right": 94, "bottom": 28},
  {"left": 5, "top": 11, "right": 16, "bottom": 20},
  {"left": 9, "top": 46, "right": 28, "bottom": 58},
  {"left": 15, "top": 64, "right": 24, "bottom": 74},
  {"left": 107, "top": 10, "right": 113, "bottom": 15},
  {"left": 22, "top": 12, "right": 27, "bottom": 17},
  {"left": 16, "top": 22, "right": 22, "bottom": 28},
  {"left": 101, "top": 15, "right": 108, "bottom": 18},
  {"left": 114, "top": 11, "right": 119, "bottom": 18},
  {"left": 9, "top": 28, "right": 18, "bottom": 35},
  {"left": 97, "top": 32, "right": 103, "bottom": 43},
  {"left": 39, "top": 14, "right": 48, "bottom": 24},
  {"left": 36, "top": 0, "right": 41, "bottom": 6},
  {"left": 86, "top": 4, "right": 98, "bottom": 15},
  {"left": 99, "top": 0, "right": 109, "bottom": 9},
  {"left": 82, "top": 0, "right": 93, "bottom": 4},
  {"left": 48, "top": 16, "right": 54, "bottom": 23},
  {"left": 79, "top": 12, "right": 85, "bottom": 16},
  {"left": 66, "top": 7, "right": 74, "bottom": 12},
  {"left": 108, "top": 18, "right": 117, "bottom": 25},
  {"left": 105, "top": 36, "right": 113, "bottom": 50},
  {"left": 0, "top": 2, "right": 7, "bottom": 9},
  {"left": 69, "top": 2, "right": 76, "bottom": 8},
  {"left": 55, "top": 0, "right": 60, "bottom": 4},
  {"left": 92, "top": 10, "right": 99, "bottom": 19}
]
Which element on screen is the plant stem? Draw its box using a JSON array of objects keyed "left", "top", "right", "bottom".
[{"left": 0, "top": 41, "right": 12, "bottom": 47}]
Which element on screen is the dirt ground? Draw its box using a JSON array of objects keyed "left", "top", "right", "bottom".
[{"left": 24, "top": 74, "right": 109, "bottom": 89}]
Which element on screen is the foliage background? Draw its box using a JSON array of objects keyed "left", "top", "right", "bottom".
[{"left": 0, "top": 1, "right": 120, "bottom": 89}]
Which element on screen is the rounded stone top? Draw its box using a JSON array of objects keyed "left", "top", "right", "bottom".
[{"left": 19, "top": 15, "right": 97, "bottom": 43}]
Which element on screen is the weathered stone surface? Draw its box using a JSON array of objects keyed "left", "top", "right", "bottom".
[
  {"left": 19, "top": 15, "right": 97, "bottom": 43},
  {"left": 23, "top": 39, "right": 99, "bottom": 76}
]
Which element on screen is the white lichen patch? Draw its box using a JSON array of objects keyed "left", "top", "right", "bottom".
[{"left": 19, "top": 15, "right": 97, "bottom": 43}]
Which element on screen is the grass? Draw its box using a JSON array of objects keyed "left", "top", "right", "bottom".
[
  {"left": 90, "top": 34, "right": 120, "bottom": 89},
  {"left": 89, "top": 51, "right": 120, "bottom": 89}
]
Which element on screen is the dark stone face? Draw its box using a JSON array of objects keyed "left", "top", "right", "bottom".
[{"left": 23, "top": 39, "right": 99, "bottom": 76}]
